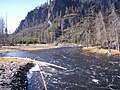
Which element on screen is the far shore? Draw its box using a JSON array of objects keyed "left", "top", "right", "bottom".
[
  {"left": 0, "top": 44, "right": 60, "bottom": 53},
  {"left": 59, "top": 43, "right": 120, "bottom": 57},
  {"left": 82, "top": 46, "right": 120, "bottom": 57}
]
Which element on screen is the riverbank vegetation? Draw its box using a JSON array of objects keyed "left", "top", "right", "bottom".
[
  {"left": 0, "top": 57, "right": 33, "bottom": 65},
  {"left": 0, "top": 44, "right": 59, "bottom": 53},
  {"left": 82, "top": 46, "right": 120, "bottom": 57}
]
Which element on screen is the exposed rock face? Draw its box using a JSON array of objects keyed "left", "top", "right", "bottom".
[
  {"left": 48, "top": 0, "right": 78, "bottom": 20},
  {"left": 14, "top": 0, "right": 80, "bottom": 34},
  {"left": 15, "top": 6, "right": 49, "bottom": 34}
]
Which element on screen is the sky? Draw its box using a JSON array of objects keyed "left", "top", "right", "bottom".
[{"left": 0, "top": 0, "right": 47, "bottom": 34}]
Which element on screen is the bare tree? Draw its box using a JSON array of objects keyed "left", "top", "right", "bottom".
[
  {"left": 95, "top": 11, "right": 104, "bottom": 46},
  {"left": 0, "top": 18, "right": 5, "bottom": 45},
  {"left": 0, "top": 18, "right": 4, "bottom": 34},
  {"left": 82, "top": 14, "right": 95, "bottom": 47},
  {"left": 108, "top": 5, "right": 120, "bottom": 51},
  {"left": 95, "top": 10, "right": 112, "bottom": 53}
]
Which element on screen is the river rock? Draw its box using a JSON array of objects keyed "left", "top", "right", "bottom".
[{"left": 0, "top": 62, "right": 34, "bottom": 90}]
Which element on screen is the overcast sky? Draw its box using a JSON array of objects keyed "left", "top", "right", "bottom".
[{"left": 0, "top": 0, "right": 47, "bottom": 34}]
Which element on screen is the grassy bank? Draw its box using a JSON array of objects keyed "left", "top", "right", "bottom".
[
  {"left": 82, "top": 46, "right": 120, "bottom": 57},
  {"left": 0, "top": 57, "right": 33, "bottom": 65},
  {"left": 0, "top": 44, "right": 59, "bottom": 53}
]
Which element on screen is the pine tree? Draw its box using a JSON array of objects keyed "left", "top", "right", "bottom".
[
  {"left": 75, "top": 7, "right": 77, "bottom": 13},
  {"left": 71, "top": 6, "right": 75, "bottom": 13},
  {"left": 59, "top": 10, "right": 62, "bottom": 18},
  {"left": 65, "top": 7, "right": 69, "bottom": 15}
]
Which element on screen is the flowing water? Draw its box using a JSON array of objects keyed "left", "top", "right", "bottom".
[{"left": 0, "top": 47, "right": 120, "bottom": 90}]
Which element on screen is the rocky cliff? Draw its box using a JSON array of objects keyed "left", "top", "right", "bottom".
[
  {"left": 15, "top": 6, "right": 49, "bottom": 34},
  {"left": 15, "top": 0, "right": 120, "bottom": 33},
  {"left": 15, "top": 0, "right": 79, "bottom": 33}
]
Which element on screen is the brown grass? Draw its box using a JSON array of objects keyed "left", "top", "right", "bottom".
[
  {"left": 82, "top": 46, "right": 120, "bottom": 57},
  {"left": 0, "top": 44, "right": 59, "bottom": 53},
  {"left": 0, "top": 57, "right": 33, "bottom": 66}
]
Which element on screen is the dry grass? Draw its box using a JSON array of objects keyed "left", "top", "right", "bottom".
[
  {"left": 82, "top": 46, "right": 120, "bottom": 57},
  {"left": 0, "top": 44, "right": 59, "bottom": 53},
  {"left": 0, "top": 57, "right": 33, "bottom": 66}
]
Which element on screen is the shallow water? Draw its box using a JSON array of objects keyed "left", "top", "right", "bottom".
[{"left": 1, "top": 47, "right": 120, "bottom": 90}]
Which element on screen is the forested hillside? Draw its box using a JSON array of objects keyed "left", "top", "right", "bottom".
[{"left": 13, "top": 0, "right": 120, "bottom": 51}]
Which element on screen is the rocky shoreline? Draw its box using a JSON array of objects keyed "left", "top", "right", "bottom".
[{"left": 0, "top": 57, "right": 34, "bottom": 90}]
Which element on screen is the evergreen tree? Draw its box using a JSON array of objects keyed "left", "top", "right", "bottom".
[
  {"left": 60, "top": 10, "right": 62, "bottom": 18},
  {"left": 71, "top": 6, "right": 75, "bottom": 13},
  {"left": 65, "top": 7, "right": 69, "bottom": 15}
]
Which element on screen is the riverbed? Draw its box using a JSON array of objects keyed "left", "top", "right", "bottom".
[{"left": 0, "top": 47, "right": 120, "bottom": 90}]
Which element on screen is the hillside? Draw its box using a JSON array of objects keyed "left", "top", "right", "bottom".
[{"left": 13, "top": 0, "right": 120, "bottom": 51}]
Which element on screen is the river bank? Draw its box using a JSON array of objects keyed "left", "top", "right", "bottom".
[
  {"left": 1, "top": 43, "right": 120, "bottom": 58},
  {"left": 57, "top": 43, "right": 120, "bottom": 57},
  {"left": 0, "top": 57, "right": 34, "bottom": 90},
  {"left": 82, "top": 46, "right": 120, "bottom": 57},
  {"left": 0, "top": 44, "right": 59, "bottom": 53}
]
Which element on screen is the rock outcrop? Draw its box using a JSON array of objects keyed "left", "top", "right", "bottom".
[
  {"left": 14, "top": 0, "right": 120, "bottom": 34},
  {"left": 15, "top": 6, "right": 49, "bottom": 34}
]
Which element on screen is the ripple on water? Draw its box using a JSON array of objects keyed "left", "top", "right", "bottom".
[{"left": 1, "top": 47, "right": 120, "bottom": 90}]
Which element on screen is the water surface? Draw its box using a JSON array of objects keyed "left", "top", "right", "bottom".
[{"left": 0, "top": 47, "right": 120, "bottom": 90}]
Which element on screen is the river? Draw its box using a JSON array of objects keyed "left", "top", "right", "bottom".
[{"left": 0, "top": 47, "right": 120, "bottom": 90}]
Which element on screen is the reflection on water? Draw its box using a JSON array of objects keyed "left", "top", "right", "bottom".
[{"left": 0, "top": 47, "right": 120, "bottom": 90}]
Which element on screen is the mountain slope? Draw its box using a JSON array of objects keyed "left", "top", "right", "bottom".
[
  {"left": 15, "top": 0, "right": 120, "bottom": 33},
  {"left": 13, "top": 0, "right": 120, "bottom": 50}
]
